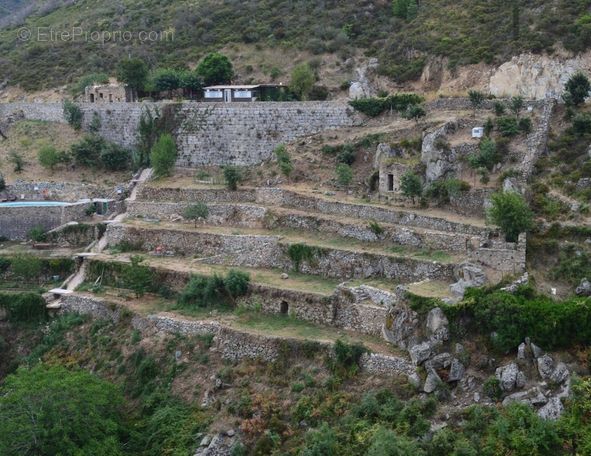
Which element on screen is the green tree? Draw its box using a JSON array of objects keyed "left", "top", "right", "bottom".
[
  {"left": 400, "top": 171, "right": 423, "bottom": 203},
  {"left": 124, "top": 255, "right": 153, "bottom": 298},
  {"left": 150, "top": 134, "right": 177, "bottom": 178},
  {"left": 223, "top": 166, "right": 243, "bottom": 191},
  {"left": 63, "top": 100, "right": 83, "bottom": 130},
  {"left": 137, "top": 106, "right": 161, "bottom": 167},
  {"left": 38, "top": 145, "right": 60, "bottom": 171},
  {"left": 8, "top": 151, "right": 24, "bottom": 173},
  {"left": 336, "top": 163, "right": 353, "bottom": 187},
  {"left": 487, "top": 191, "right": 534, "bottom": 242},
  {"left": 197, "top": 52, "right": 233, "bottom": 85},
  {"left": 0, "top": 172, "right": 5, "bottom": 191},
  {"left": 179, "top": 71, "right": 203, "bottom": 98},
  {"left": 184, "top": 203, "right": 209, "bottom": 227},
  {"left": 291, "top": 63, "right": 316, "bottom": 100},
  {"left": 468, "top": 138, "right": 498, "bottom": 171},
  {"left": 0, "top": 364, "right": 124, "bottom": 456},
  {"left": 116, "top": 58, "right": 148, "bottom": 91},
  {"left": 151, "top": 68, "right": 181, "bottom": 96},
  {"left": 510, "top": 96, "right": 524, "bottom": 116},
  {"left": 563, "top": 72, "right": 591, "bottom": 107},
  {"left": 100, "top": 143, "right": 130, "bottom": 171}
]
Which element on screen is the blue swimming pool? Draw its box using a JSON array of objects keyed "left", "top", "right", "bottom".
[{"left": 0, "top": 201, "right": 72, "bottom": 208}]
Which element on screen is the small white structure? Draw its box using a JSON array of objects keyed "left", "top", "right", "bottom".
[{"left": 472, "top": 127, "right": 485, "bottom": 139}]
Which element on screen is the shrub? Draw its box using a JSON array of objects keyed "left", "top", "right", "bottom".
[
  {"left": 224, "top": 269, "right": 250, "bottom": 300},
  {"left": 223, "top": 166, "right": 243, "bottom": 191},
  {"left": 573, "top": 112, "right": 591, "bottom": 136},
  {"left": 63, "top": 100, "right": 83, "bottom": 130},
  {"left": 468, "top": 138, "right": 498, "bottom": 171},
  {"left": 100, "top": 143, "right": 131, "bottom": 171},
  {"left": 150, "top": 134, "right": 177, "bottom": 178},
  {"left": 28, "top": 226, "right": 47, "bottom": 242},
  {"left": 349, "top": 93, "right": 424, "bottom": 117},
  {"left": 493, "top": 101, "right": 506, "bottom": 116},
  {"left": 402, "top": 103, "right": 426, "bottom": 122},
  {"left": 368, "top": 220, "right": 384, "bottom": 236},
  {"left": 468, "top": 90, "right": 485, "bottom": 111},
  {"left": 0, "top": 292, "right": 47, "bottom": 323},
  {"left": 496, "top": 116, "right": 520, "bottom": 137},
  {"left": 287, "top": 243, "right": 320, "bottom": 272},
  {"left": 483, "top": 376, "right": 503, "bottom": 401},
  {"left": 563, "top": 72, "right": 591, "bottom": 106},
  {"left": 400, "top": 171, "right": 423, "bottom": 203},
  {"left": 38, "top": 145, "right": 61, "bottom": 171},
  {"left": 332, "top": 339, "right": 367, "bottom": 376},
  {"left": 518, "top": 117, "right": 532, "bottom": 134},
  {"left": 184, "top": 203, "right": 209, "bottom": 227},
  {"left": 274, "top": 144, "right": 294, "bottom": 177},
  {"left": 425, "top": 178, "right": 470, "bottom": 204},
  {"left": 291, "top": 63, "right": 316, "bottom": 100},
  {"left": 487, "top": 191, "right": 533, "bottom": 242},
  {"left": 8, "top": 151, "right": 24, "bottom": 173},
  {"left": 71, "top": 135, "right": 105, "bottom": 167},
  {"left": 72, "top": 72, "right": 109, "bottom": 95},
  {"left": 336, "top": 163, "right": 353, "bottom": 187},
  {"left": 177, "top": 270, "right": 249, "bottom": 308},
  {"left": 309, "top": 85, "right": 329, "bottom": 101},
  {"left": 0, "top": 173, "right": 4, "bottom": 191},
  {"left": 10, "top": 255, "right": 43, "bottom": 282},
  {"left": 123, "top": 255, "right": 153, "bottom": 298},
  {"left": 336, "top": 144, "right": 356, "bottom": 165}
]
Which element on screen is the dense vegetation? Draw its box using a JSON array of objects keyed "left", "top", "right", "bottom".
[{"left": 3, "top": 0, "right": 591, "bottom": 90}]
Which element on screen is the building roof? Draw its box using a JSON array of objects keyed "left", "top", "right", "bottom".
[{"left": 203, "top": 84, "right": 284, "bottom": 90}]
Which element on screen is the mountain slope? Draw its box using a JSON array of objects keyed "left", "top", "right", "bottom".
[{"left": 0, "top": 0, "right": 590, "bottom": 91}]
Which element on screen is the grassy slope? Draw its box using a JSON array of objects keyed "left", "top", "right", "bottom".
[{"left": 0, "top": 0, "right": 589, "bottom": 90}]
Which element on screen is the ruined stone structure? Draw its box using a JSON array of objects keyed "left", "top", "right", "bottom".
[{"left": 85, "top": 83, "right": 134, "bottom": 103}]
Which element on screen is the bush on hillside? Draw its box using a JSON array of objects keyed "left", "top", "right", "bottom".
[
  {"left": 150, "top": 134, "right": 177, "bottom": 178},
  {"left": 487, "top": 191, "right": 533, "bottom": 242},
  {"left": 177, "top": 269, "right": 250, "bottom": 308}
]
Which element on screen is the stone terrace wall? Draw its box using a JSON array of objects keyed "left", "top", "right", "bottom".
[
  {"left": 0, "top": 201, "right": 91, "bottom": 240},
  {"left": 105, "top": 223, "right": 455, "bottom": 282},
  {"left": 0, "top": 101, "right": 359, "bottom": 166},
  {"left": 126, "top": 201, "right": 476, "bottom": 253},
  {"left": 86, "top": 257, "right": 382, "bottom": 334},
  {"left": 136, "top": 186, "right": 490, "bottom": 236},
  {"left": 58, "top": 293, "right": 416, "bottom": 378}
]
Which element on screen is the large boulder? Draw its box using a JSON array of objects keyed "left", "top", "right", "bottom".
[
  {"left": 426, "top": 307, "right": 449, "bottom": 343},
  {"left": 495, "top": 362, "right": 525, "bottom": 392},
  {"left": 421, "top": 122, "right": 457, "bottom": 183},
  {"left": 449, "top": 263, "right": 487, "bottom": 301},
  {"left": 409, "top": 341, "right": 434, "bottom": 365},
  {"left": 537, "top": 354, "right": 555, "bottom": 379},
  {"left": 538, "top": 397, "right": 564, "bottom": 420},
  {"left": 423, "top": 368, "right": 442, "bottom": 393},
  {"left": 348, "top": 58, "right": 378, "bottom": 99},
  {"left": 576, "top": 278, "right": 591, "bottom": 297}
]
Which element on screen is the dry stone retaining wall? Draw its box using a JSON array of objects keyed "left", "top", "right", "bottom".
[
  {"left": 0, "top": 201, "right": 91, "bottom": 240},
  {"left": 105, "top": 223, "right": 455, "bottom": 282},
  {"left": 58, "top": 293, "right": 416, "bottom": 378},
  {"left": 0, "top": 101, "right": 358, "bottom": 166}
]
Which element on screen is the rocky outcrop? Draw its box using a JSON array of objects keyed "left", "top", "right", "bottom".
[
  {"left": 348, "top": 58, "right": 378, "bottom": 99},
  {"left": 489, "top": 52, "right": 591, "bottom": 100}
]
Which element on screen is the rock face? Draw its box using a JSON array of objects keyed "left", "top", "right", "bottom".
[
  {"left": 348, "top": 58, "right": 378, "bottom": 99},
  {"left": 489, "top": 52, "right": 591, "bottom": 99}
]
